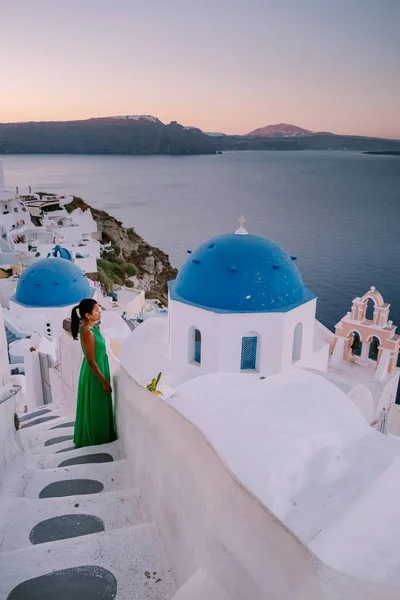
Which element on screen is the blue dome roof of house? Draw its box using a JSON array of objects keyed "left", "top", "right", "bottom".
[
  {"left": 15, "top": 257, "right": 92, "bottom": 308},
  {"left": 169, "top": 231, "right": 316, "bottom": 313}
]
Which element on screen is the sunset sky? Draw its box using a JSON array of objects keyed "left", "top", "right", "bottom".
[{"left": 1, "top": 0, "right": 399, "bottom": 138}]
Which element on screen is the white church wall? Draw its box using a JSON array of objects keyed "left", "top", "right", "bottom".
[
  {"left": 217, "top": 312, "right": 286, "bottom": 375},
  {"left": 169, "top": 299, "right": 218, "bottom": 379},
  {"left": 113, "top": 364, "right": 398, "bottom": 600},
  {"left": 281, "top": 299, "right": 317, "bottom": 371},
  {"left": 348, "top": 385, "right": 375, "bottom": 423},
  {"left": 304, "top": 342, "right": 331, "bottom": 372},
  {"left": 170, "top": 298, "right": 319, "bottom": 377}
]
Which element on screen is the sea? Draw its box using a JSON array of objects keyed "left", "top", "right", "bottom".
[{"left": 1, "top": 151, "right": 399, "bottom": 333}]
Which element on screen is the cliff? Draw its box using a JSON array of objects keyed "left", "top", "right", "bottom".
[{"left": 65, "top": 197, "right": 177, "bottom": 304}]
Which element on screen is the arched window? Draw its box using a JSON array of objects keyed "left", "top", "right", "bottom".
[
  {"left": 368, "top": 336, "right": 380, "bottom": 361},
  {"left": 189, "top": 328, "right": 201, "bottom": 364},
  {"left": 365, "top": 298, "right": 375, "bottom": 321},
  {"left": 351, "top": 331, "right": 362, "bottom": 356},
  {"left": 292, "top": 323, "right": 303, "bottom": 362},
  {"left": 241, "top": 335, "right": 258, "bottom": 370}
]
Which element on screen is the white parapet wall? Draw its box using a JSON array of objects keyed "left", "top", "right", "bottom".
[
  {"left": 0, "top": 385, "right": 24, "bottom": 477},
  {"left": 113, "top": 364, "right": 399, "bottom": 600}
]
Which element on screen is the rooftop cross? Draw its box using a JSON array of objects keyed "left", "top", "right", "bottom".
[{"left": 235, "top": 214, "right": 248, "bottom": 236}]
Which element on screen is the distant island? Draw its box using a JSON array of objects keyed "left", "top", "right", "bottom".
[
  {"left": 0, "top": 116, "right": 399, "bottom": 156},
  {"left": 362, "top": 150, "right": 400, "bottom": 156}
]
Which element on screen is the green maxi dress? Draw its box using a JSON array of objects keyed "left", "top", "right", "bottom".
[{"left": 74, "top": 325, "right": 117, "bottom": 449}]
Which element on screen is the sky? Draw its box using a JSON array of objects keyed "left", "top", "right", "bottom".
[{"left": 1, "top": 0, "right": 399, "bottom": 138}]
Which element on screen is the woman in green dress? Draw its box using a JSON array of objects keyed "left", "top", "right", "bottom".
[{"left": 71, "top": 298, "right": 117, "bottom": 448}]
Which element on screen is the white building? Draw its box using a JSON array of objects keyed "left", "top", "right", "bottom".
[{"left": 0, "top": 160, "right": 100, "bottom": 275}]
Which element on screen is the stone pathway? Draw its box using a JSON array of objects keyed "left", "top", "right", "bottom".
[{"left": 0, "top": 405, "right": 176, "bottom": 599}]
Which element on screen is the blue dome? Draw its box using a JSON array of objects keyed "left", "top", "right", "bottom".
[
  {"left": 169, "top": 233, "right": 315, "bottom": 313},
  {"left": 15, "top": 257, "right": 92, "bottom": 308}
]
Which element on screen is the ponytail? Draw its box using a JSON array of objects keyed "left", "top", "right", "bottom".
[
  {"left": 70, "top": 297, "right": 98, "bottom": 340},
  {"left": 71, "top": 306, "right": 81, "bottom": 340}
]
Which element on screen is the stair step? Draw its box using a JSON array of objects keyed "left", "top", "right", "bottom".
[
  {"left": 38, "top": 441, "right": 122, "bottom": 468},
  {"left": 6, "top": 565, "right": 117, "bottom": 600},
  {"left": 0, "top": 524, "right": 176, "bottom": 600},
  {"left": 55, "top": 446, "right": 76, "bottom": 454},
  {"left": 58, "top": 453, "right": 114, "bottom": 468},
  {"left": 29, "top": 513, "right": 105, "bottom": 545},
  {"left": 20, "top": 415, "right": 59, "bottom": 430},
  {"left": 19, "top": 409, "right": 52, "bottom": 424},
  {"left": 0, "top": 489, "right": 145, "bottom": 553},
  {"left": 1, "top": 459, "right": 130, "bottom": 499},
  {"left": 50, "top": 421, "right": 75, "bottom": 430},
  {"left": 20, "top": 415, "right": 75, "bottom": 452}
]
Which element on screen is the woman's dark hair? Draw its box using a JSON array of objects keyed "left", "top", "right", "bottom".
[{"left": 71, "top": 298, "right": 98, "bottom": 340}]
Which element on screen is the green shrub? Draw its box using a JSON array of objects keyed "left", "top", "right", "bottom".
[
  {"left": 98, "top": 266, "right": 113, "bottom": 294},
  {"left": 125, "top": 262, "right": 138, "bottom": 277}
]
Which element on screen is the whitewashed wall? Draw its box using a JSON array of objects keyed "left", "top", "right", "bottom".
[
  {"left": 169, "top": 297, "right": 325, "bottom": 378},
  {"left": 0, "top": 386, "right": 24, "bottom": 478},
  {"left": 23, "top": 348, "right": 44, "bottom": 410},
  {"left": 113, "top": 366, "right": 399, "bottom": 600},
  {"left": 58, "top": 328, "right": 83, "bottom": 413}
]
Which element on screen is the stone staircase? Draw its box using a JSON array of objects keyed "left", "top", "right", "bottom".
[
  {"left": 5, "top": 327, "right": 20, "bottom": 362},
  {"left": 0, "top": 406, "right": 176, "bottom": 599}
]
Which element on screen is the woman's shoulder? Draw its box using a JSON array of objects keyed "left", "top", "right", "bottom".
[{"left": 80, "top": 326, "right": 95, "bottom": 341}]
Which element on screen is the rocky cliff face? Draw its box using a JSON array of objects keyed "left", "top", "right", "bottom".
[{"left": 66, "top": 197, "right": 177, "bottom": 304}]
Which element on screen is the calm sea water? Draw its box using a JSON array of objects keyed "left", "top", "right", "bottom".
[{"left": 1, "top": 151, "right": 399, "bottom": 332}]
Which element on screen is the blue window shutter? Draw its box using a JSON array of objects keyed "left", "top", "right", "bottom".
[
  {"left": 241, "top": 336, "right": 257, "bottom": 370},
  {"left": 194, "top": 329, "right": 201, "bottom": 363}
]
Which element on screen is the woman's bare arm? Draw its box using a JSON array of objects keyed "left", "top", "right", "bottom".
[{"left": 81, "top": 328, "right": 111, "bottom": 390}]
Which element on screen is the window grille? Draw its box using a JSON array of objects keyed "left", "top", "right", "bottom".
[
  {"left": 194, "top": 329, "right": 201, "bottom": 363},
  {"left": 241, "top": 336, "right": 257, "bottom": 370}
]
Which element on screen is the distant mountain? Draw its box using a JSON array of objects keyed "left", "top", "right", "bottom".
[
  {"left": 1, "top": 115, "right": 399, "bottom": 155},
  {"left": 0, "top": 116, "right": 216, "bottom": 156},
  {"left": 247, "top": 123, "right": 313, "bottom": 137}
]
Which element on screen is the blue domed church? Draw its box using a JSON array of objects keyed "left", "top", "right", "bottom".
[
  {"left": 9, "top": 256, "right": 95, "bottom": 340},
  {"left": 120, "top": 218, "right": 330, "bottom": 386}
]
